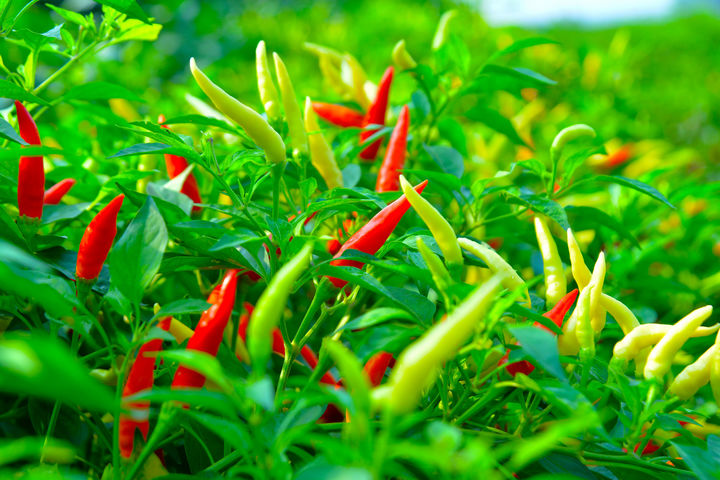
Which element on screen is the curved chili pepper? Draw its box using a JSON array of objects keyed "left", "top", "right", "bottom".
[
  {"left": 534, "top": 216, "right": 566, "bottom": 308},
  {"left": 359, "top": 67, "right": 394, "bottom": 161},
  {"left": 158, "top": 115, "right": 202, "bottom": 214},
  {"left": 613, "top": 323, "right": 719, "bottom": 362},
  {"left": 274, "top": 52, "right": 308, "bottom": 155},
  {"left": 329, "top": 179, "right": 428, "bottom": 288},
  {"left": 75, "top": 194, "right": 125, "bottom": 282},
  {"left": 458, "top": 237, "right": 527, "bottom": 302},
  {"left": 15, "top": 101, "right": 44, "bottom": 221},
  {"left": 256, "top": 40, "right": 281, "bottom": 122},
  {"left": 190, "top": 58, "right": 286, "bottom": 165},
  {"left": 44, "top": 178, "right": 76, "bottom": 205},
  {"left": 392, "top": 40, "right": 417, "bottom": 70},
  {"left": 312, "top": 102, "right": 365, "bottom": 128},
  {"left": 119, "top": 317, "right": 171, "bottom": 459},
  {"left": 364, "top": 351, "right": 394, "bottom": 386},
  {"left": 376, "top": 105, "right": 410, "bottom": 192},
  {"left": 304, "top": 97, "right": 344, "bottom": 189},
  {"left": 432, "top": 10, "right": 458, "bottom": 50},
  {"left": 669, "top": 341, "right": 720, "bottom": 400},
  {"left": 171, "top": 270, "right": 238, "bottom": 390}
]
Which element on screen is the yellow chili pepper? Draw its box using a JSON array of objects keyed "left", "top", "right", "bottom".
[
  {"left": 534, "top": 217, "right": 566, "bottom": 308},
  {"left": 567, "top": 229, "right": 591, "bottom": 289},
  {"left": 457, "top": 237, "right": 528, "bottom": 304},
  {"left": 189, "top": 58, "right": 286, "bottom": 165},
  {"left": 644, "top": 305, "right": 714, "bottom": 380},
  {"left": 588, "top": 252, "right": 606, "bottom": 333},
  {"left": 341, "top": 54, "right": 372, "bottom": 110},
  {"left": 669, "top": 341, "right": 719, "bottom": 400},
  {"left": 255, "top": 41, "right": 281, "bottom": 122},
  {"left": 273, "top": 52, "right": 308, "bottom": 155},
  {"left": 372, "top": 275, "right": 502, "bottom": 414},
  {"left": 416, "top": 237, "right": 453, "bottom": 297},
  {"left": 613, "top": 323, "right": 719, "bottom": 361},
  {"left": 169, "top": 318, "right": 194, "bottom": 344},
  {"left": 575, "top": 282, "right": 595, "bottom": 363},
  {"left": 558, "top": 309, "right": 580, "bottom": 356},
  {"left": 432, "top": 10, "right": 458, "bottom": 51},
  {"left": 399, "top": 175, "right": 463, "bottom": 273},
  {"left": 711, "top": 348, "right": 720, "bottom": 406},
  {"left": 303, "top": 97, "right": 344, "bottom": 190},
  {"left": 392, "top": 40, "right": 417, "bottom": 70}
]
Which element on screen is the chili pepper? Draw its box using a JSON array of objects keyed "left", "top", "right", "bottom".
[
  {"left": 372, "top": 275, "right": 503, "bottom": 414},
  {"left": 75, "top": 194, "right": 125, "bottom": 282},
  {"left": 189, "top": 58, "right": 286, "bottom": 165},
  {"left": 318, "top": 54, "right": 352, "bottom": 100},
  {"left": 342, "top": 54, "right": 373, "bottom": 110},
  {"left": 256, "top": 40, "right": 281, "bottom": 122},
  {"left": 669, "top": 340, "right": 720, "bottom": 400},
  {"left": 171, "top": 270, "right": 238, "bottom": 390},
  {"left": 44, "top": 179, "right": 76, "bottom": 205},
  {"left": 550, "top": 124, "right": 596, "bottom": 163},
  {"left": 432, "top": 10, "right": 458, "bottom": 50},
  {"left": 304, "top": 97, "right": 344, "bottom": 190},
  {"left": 711, "top": 348, "right": 720, "bottom": 406},
  {"left": 376, "top": 105, "right": 410, "bottom": 192},
  {"left": 364, "top": 351, "right": 394, "bottom": 387},
  {"left": 416, "top": 237, "right": 452, "bottom": 296},
  {"left": 359, "top": 67, "right": 394, "bottom": 161},
  {"left": 158, "top": 115, "right": 203, "bottom": 214},
  {"left": 604, "top": 144, "right": 633, "bottom": 169},
  {"left": 329, "top": 180, "right": 428, "bottom": 288},
  {"left": 559, "top": 309, "right": 580, "bottom": 356},
  {"left": 588, "top": 252, "right": 607, "bottom": 333},
  {"left": 613, "top": 323, "right": 719, "bottom": 362},
  {"left": 576, "top": 278, "right": 597, "bottom": 364},
  {"left": 534, "top": 216, "right": 566, "bottom": 308},
  {"left": 400, "top": 175, "right": 463, "bottom": 272},
  {"left": 247, "top": 243, "right": 314, "bottom": 376},
  {"left": 312, "top": 102, "right": 365, "bottom": 128},
  {"left": 273, "top": 53, "right": 308, "bottom": 155},
  {"left": 457, "top": 237, "right": 528, "bottom": 302},
  {"left": 119, "top": 317, "right": 171, "bottom": 459},
  {"left": 644, "top": 305, "right": 714, "bottom": 380},
  {"left": 14, "top": 101, "right": 44, "bottom": 222},
  {"left": 392, "top": 40, "right": 417, "bottom": 70},
  {"left": 169, "top": 318, "right": 194, "bottom": 345}
]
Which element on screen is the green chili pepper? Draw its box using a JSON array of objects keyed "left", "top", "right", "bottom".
[
  {"left": 458, "top": 237, "right": 528, "bottom": 304},
  {"left": 247, "top": 243, "right": 314, "bottom": 376},
  {"left": 575, "top": 283, "right": 595, "bottom": 363},
  {"left": 392, "top": 40, "right": 417, "bottom": 70},
  {"left": 372, "top": 275, "right": 502, "bottom": 414},
  {"left": 256, "top": 40, "right": 281, "bottom": 122},
  {"left": 304, "top": 97, "right": 344, "bottom": 190},
  {"left": 416, "top": 237, "right": 453, "bottom": 298},
  {"left": 432, "top": 10, "right": 458, "bottom": 51},
  {"left": 534, "top": 216, "right": 566, "bottom": 308},
  {"left": 273, "top": 52, "right": 308, "bottom": 155},
  {"left": 644, "top": 305, "right": 714, "bottom": 380},
  {"left": 550, "top": 124, "right": 596, "bottom": 164},
  {"left": 399, "top": 174, "right": 463, "bottom": 274}
]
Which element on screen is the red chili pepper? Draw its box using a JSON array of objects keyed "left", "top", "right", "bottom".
[
  {"left": 359, "top": 67, "right": 394, "bottom": 161},
  {"left": 171, "top": 270, "right": 238, "bottom": 390},
  {"left": 75, "top": 194, "right": 125, "bottom": 282},
  {"left": 605, "top": 144, "right": 633, "bottom": 168},
  {"left": 237, "top": 302, "right": 337, "bottom": 385},
  {"left": 312, "top": 102, "right": 365, "bottom": 128},
  {"left": 502, "top": 289, "right": 579, "bottom": 376},
  {"left": 118, "top": 317, "right": 171, "bottom": 459},
  {"left": 363, "top": 351, "right": 394, "bottom": 386},
  {"left": 329, "top": 179, "right": 428, "bottom": 288},
  {"left": 158, "top": 115, "right": 203, "bottom": 214},
  {"left": 44, "top": 179, "right": 76, "bottom": 205},
  {"left": 375, "top": 105, "right": 410, "bottom": 192},
  {"left": 14, "top": 101, "right": 44, "bottom": 221}
]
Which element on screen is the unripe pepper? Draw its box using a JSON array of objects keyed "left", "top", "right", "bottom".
[
  {"left": 644, "top": 305, "right": 714, "bottom": 380},
  {"left": 711, "top": 348, "right": 720, "bottom": 406},
  {"left": 587, "top": 252, "right": 607, "bottom": 333},
  {"left": 416, "top": 236, "right": 453, "bottom": 296},
  {"left": 575, "top": 282, "right": 595, "bottom": 363},
  {"left": 458, "top": 237, "right": 527, "bottom": 302},
  {"left": 273, "top": 52, "right": 308, "bottom": 155},
  {"left": 256, "top": 40, "right": 281, "bottom": 122},
  {"left": 312, "top": 102, "right": 365, "bottom": 128},
  {"left": 247, "top": 243, "right": 314, "bottom": 376},
  {"left": 189, "top": 58, "right": 286, "bottom": 165},
  {"left": 550, "top": 124, "right": 596, "bottom": 163},
  {"left": 44, "top": 178, "right": 76, "bottom": 205},
  {"left": 399, "top": 175, "right": 463, "bottom": 273},
  {"left": 669, "top": 337, "right": 720, "bottom": 400},
  {"left": 432, "top": 10, "right": 458, "bottom": 50},
  {"left": 75, "top": 194, "right": 125, "bottom": 282},
  {"left": 534, "top": 216, "right": 566, "bottom": 308},
  {"left": 119, "top": 317, "right": 171, "bottom": 458},
  {"left": 304, "top": 97, "right": 344, "bottom": 189},
  {"left": 158, "top": 115, "right": 203, "bottom": 214},
  {"left": 392, "top": 40, "right": 417, "bottom": 70},
  {"left": 329, "top": 180, "right": 428, "bottom": 288},
  {"left": 372, "top": 276, "right": 503, "bottom": 414},
  {"left": 342, "top": 53, "right": 374, "bottom": 110},
  {"left": 613, "top": 323, "right": 719, "bottom": 361},
  {"left": 359, "top": 67, "right": 394, "bottom": 161},
  {"left": 171, "top": 270, "right": 238, "bottom": 390},
  {"left": 376, "top": 105, "right": 410, "bottom": 192},
  {"left": 15, "top": 101, "right": 45, "bottom": 222}
]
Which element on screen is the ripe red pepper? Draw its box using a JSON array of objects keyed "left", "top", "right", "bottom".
[
  {"left": 359, "top": 67, "right": 394, "bottom": 161},
  {"left": 118, "top": 317, "right": 171, "bottom": 459},
  {"left": 171, "top": 270, "right": 238, "bottom": 390},
  {"left": 329, "top": 179, "right": 428, "bottom": 288},
  {"left": 44, "top": 179, "right": 76, "bottom": 205},
  {"left": 75, "top": 194, "right": 125, "bottom": 282},
  {"left": 236, "top": 302, "right": 337, "bottom": 385},
  {"left": 604, "top": 144, "right": 633, "bottom": 168},
  {"left": 363, "top": 351, "right": 394, "bottom": 386},
  {"left": 14, "top": 101, "right": 45, "bottom": 221},
  {"left": 158, "top": 115, "right": 203, "bottom": 214},
  {"left": 502, "top": 289, "right": 579, "bottom": 376},
  {"left": 312, "top": 102, "right": 365, "bottom": 128},
  {"left": 375, "top": 104, "right": 410, "bottom": 192}
]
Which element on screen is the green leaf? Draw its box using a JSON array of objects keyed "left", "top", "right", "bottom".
[
  {"left": 506, "top": 192, "right": 570, "bottom": 230},
  {"left": 61, "top": 81, "right": 144, "bottom": 102},
  {"left": 108, "top": 143, "right": 172, "bottom": 158},
  {"left": 508, "top": 326, "right": 566, "bottom": 381},
  {"left": 0, "top": 437, "right": 76, "bottom": 466},
  {"left": 46, "top": 5, "right": 88, "bottom": 26},
  {"left": 671, "top": 440, "right": 720, "bottom": 480},
  {"left": 423, "top": 145, "right": 464, "bottom": 178},
  {"left": 334, "top": 308, "right": 415, "bottom": 334},
  {"left": 0, "top": 116, "right": 27, "bottom": 145},
  {"left": 594, "top": 175, "right": 674, "bottom": 209},
  {"left": 94, "top": 0, "right": 150, "bottom": 23},
  {"left": 481, "top": 64, "right": 556, "bottom": 86},
  {"left": 491, "top": 37, "right": 559, "bottom": 59},
  {"left": 465, "top": 105, "right": 527, "bottom": 147},
  {"left": 151, "top": 298, "right": 211, "bottom": 321},
  {"left": 436, "top": 117, "right": 467, "bottom": 157},
  {"left": 110, "top": 197, "right": 168, "bottom": 304},
  {"left": 0, "top": 333, "right": 116, "bottom": 412},
  {"left": 565, "top": 205, "right": 640, "bottom": 248},
  {"left": 0, "top": 80, "right": 48, "bottom": 105},
  {"left": 157, "top": 350, "right": 232, "bottom": 393}
]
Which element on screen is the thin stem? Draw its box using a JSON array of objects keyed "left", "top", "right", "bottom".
[
  {"left": 272, "top": 162, "right": 285, "bottom": 220},
  {"left": 34, "top": 42, "right": 99, "bottom": 95}
]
